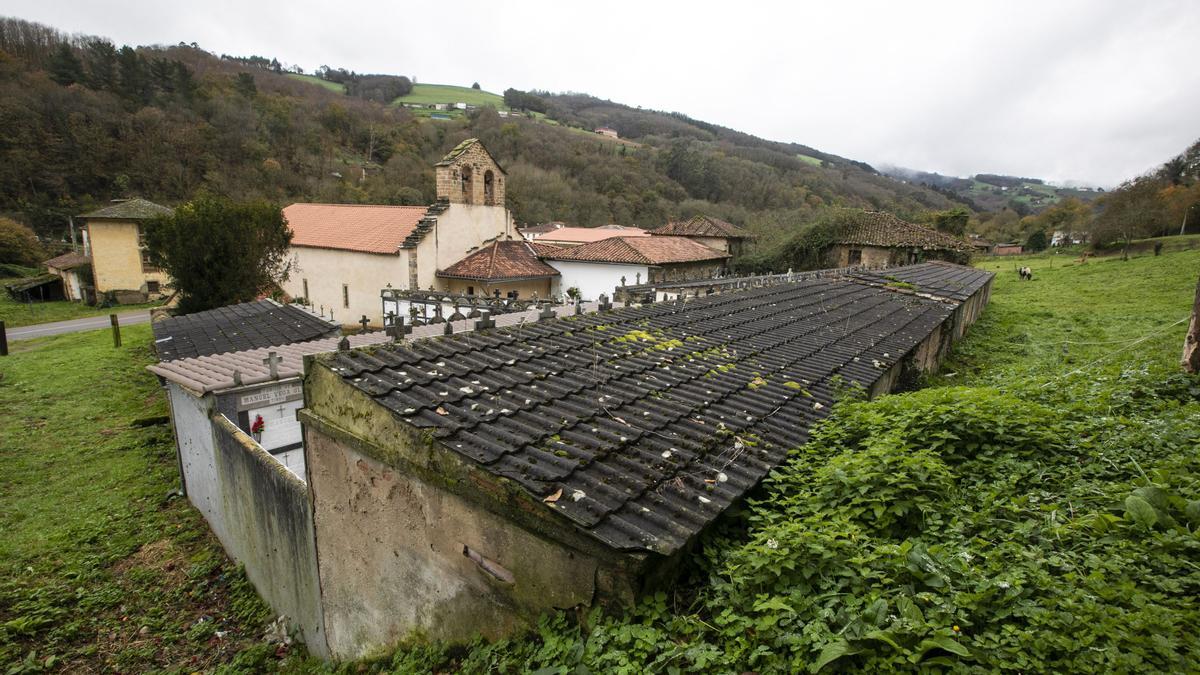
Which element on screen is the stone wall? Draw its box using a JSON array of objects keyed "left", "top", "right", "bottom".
[
  {"left": 436, "top": 143, "right": 506, "bottom": 207},
  {"left": 650, "top": 259, "right": 729, "bottom": 283},
  {"left": 211, "top": 415, "right": 327, "bottom": 657}
]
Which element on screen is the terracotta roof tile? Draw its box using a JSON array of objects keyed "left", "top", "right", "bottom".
[
  {"left": 834, "top": 211, "right": 973, "bottom": 252},
  {"left": 535, "top": 226, "right": 649, "bottom": 245},
  {"left": 543, "top": 236, "right": 731, "bottom": 265},
  {"left": 283, "top": 203, "right": 430, "bottom": 255},
  {"left": 438, "top": 240, "right": 561, "bottom": 281},
  {"left": 654, "top": 215, "right": 753, "bottom": 239}
]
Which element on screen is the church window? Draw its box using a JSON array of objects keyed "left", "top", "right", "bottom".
[
  {"left": 461, "top": 166, "right": 474, "bottom": 204},
  {"left": 483, "top": 170, "right": 495, "bottom": 205}
]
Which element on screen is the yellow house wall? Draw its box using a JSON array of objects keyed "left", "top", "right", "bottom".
[
  {"left": 86, "top": 220, "right": 170, "bottom": 294},
  {"left": 441, "top": 277, "right": 552, "bottom": 300},
  {"left": 282, "top": 246, "right": 409, "bottom": 326}
]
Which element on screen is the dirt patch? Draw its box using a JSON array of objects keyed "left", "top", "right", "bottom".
[{"left": 112, "top": 538, "right": 186, "bottom": 587}]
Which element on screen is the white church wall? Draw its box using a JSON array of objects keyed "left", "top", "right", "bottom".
[{"left": 283, "top": 247, "right": 409, "bottom": 327}]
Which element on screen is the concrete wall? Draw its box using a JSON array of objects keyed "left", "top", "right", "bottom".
[
  {"left": 283, "top": 247, "right": 408, "bottom": 327},
  {"left": 84, "top": 219, "right": 170, "bottom": 298},
  {"left": 211, "top": 415, "right": 327, "bottom": 658},
  {"left": 168, "top": 383, "right": 227, "bottom": 542},
  {"left": 549, "top": 260, "right": 648, "bottom": 301},
  {"left": 305, "top": 430, "right": 601, "bottom": 659},
  {"left": 301, "top": 363, "right": 643, "bottom": 659},
  {"left": 441, "top": 277, "right": 552, "bottom": 301}
]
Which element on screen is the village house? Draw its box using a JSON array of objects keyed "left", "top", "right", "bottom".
[
  {"left": 531, "top": 224, "right": 648, "bottom": 247},
  {"left": 517, "top": 221, "right": 566, "bottom": 241},
  {"left": 651, "top": 215, "right": 755, "bottom": 257},
  {"left": 992, "top": 242, "right": 1024, "bottom": 255},
  {"left": 79, "top": 198, "right": 174, "bottom": 304},
  {"left": 42, "top": 251, "right": 92, "bottom": 302},
  {"left": 280, "top": 139, "right": 514, "bottom": 327},
  {"left": 435, "top": 238, "right": 562, "bottom": 299},
  {"left": 298, "top": 262, "right": 994, "bottom": 658},
  {"left": 825, "top": 210, "right": 974, "bottom": 267},
  {"left": 542, "top": 235, "right": 731, "bottom": 300}
]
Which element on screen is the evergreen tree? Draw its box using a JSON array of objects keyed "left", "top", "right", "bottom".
[
  {"left": 143, "top": 196, "right": 293, "bottom": 313},
  {"left": 47, "top": 43, "right": 83, "bottom": 86}
]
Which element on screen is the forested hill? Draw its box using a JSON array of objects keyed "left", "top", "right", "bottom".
[
  {"left": 0, "top": 16, "right": 959, "bottom": 249},
  {"left": 878, "top": 165, "right": 1103, "bottom": 215}
]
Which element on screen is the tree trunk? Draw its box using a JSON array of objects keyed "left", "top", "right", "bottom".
[{"left": 1184, "top": 274, "right": 1200, "bottom": 374}]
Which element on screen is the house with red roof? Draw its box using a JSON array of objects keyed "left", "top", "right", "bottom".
[
  {"left": 436, "top": 238, "right": 562, "bottom": 299},
  {"left": 652, "top": 215, "right": 754, "bottom": 257},
  {"left": 541, "top": 235, "right": 730, "bottom": 300},
  {"left": 281, "top": 139, "right": 514, "bottom": 326}
]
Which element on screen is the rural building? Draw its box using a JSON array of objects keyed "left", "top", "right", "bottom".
[
  {"left": 298, "top": 261, "right": 994, "bottom": 658},
  {"left": 825, "top": 210, "right": 974, "bottom": 267},
  {"left": 150, "top": 298, "right": 340, "bottom": 361},
  {"left": 992, "top": 243, "right": 1024, "bottom": 255},
  {"left": 280, "top": 139, "right": 514, "bottom": 327},
  {"left": 967, "top": 235, "right": 994, "bottom": 253},
  {"left": 595, "top": 126, "right": 619, "bottom": 138},
  {"left": 42, "top": 251, "right": 92, "bottom": 302},
  {"left": 436, "top": 238, "right": 562, "bottom": 299},
  {"left": 79, "top": 198, "right": 174, "bottom": 304},
  {"left": 533, "top": 224, "right": 648, "bottom": 247},
  {"left": 652, "top": 215, "right": 755, "bottom": 256},
  {"left": 542, "top": 235, "right": 730, "bottom": 300},
  {"left": 518, "top": 222, "right": 566, "bottom": 241}
]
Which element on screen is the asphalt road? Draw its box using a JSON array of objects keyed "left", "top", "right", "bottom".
[{"left": 5, "top": 310, "right": 152, "bottom": 341}]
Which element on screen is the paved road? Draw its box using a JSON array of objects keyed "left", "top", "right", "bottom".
[{"left": 6, "top": 310, "right": 152, "bottom": 341}]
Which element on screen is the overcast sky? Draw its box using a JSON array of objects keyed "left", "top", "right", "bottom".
[{"left": 8, "top": 0, "right": 1199, "bottom": 187}]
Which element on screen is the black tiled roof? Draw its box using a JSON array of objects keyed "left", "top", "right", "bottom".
[
  {"left": 846, "top": 261, "right": 993, "bottom": 302},
  {"left": 327, "top": 263, "right": 992, "bottom": 555},
  {"left": 152, "top": 299, "right": 341, "bottom": 362}
]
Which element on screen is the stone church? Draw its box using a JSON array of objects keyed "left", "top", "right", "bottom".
[{"left": 281, "top": 139, "right": 514, "bottom": 326}]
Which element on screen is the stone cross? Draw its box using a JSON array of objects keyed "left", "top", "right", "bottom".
[
  {"left": 475, "top": 310, "right": 495, "bottom": 331},
  {"left": 359, "top": 315, "right": 371, "bottom": 332},
  {"left": 598, "top": 294, "right": 611, "bottom": 311},
  {"left": 262, "top": 351, "right": 281, "bottom": 379},
  {"left": 232, "top": 370, "right": 243, "bottom": 386},
  {"left": 387, "top": 315, "right": 411, "bottom": 340},
  {"left": 338, "top": 336, "right": 351, "bottom": 351},
  {"left": 538, "top": 303, "right": 556, "bottom": 321},
  {"left": 443, "top": 321, "right": 454, "bottom": 335},
  {"left": 620, "top": 275, "right": 626, "bottom": 286}
]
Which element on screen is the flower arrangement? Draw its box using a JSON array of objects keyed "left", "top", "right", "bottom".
[{"left": 251, "top": 415, "right": 265, "bottom": 436}]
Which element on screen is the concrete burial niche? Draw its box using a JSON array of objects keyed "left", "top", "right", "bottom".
[{"left": 296, "top": 262, "right": 994, "bottom": 660}]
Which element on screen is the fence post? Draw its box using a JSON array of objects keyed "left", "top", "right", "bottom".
[
  {"left": 0, "top": 320, "right": 7, "bottom": 356},
  {"left": 110, "top": 314, "right": 121, "bottom": 348}
]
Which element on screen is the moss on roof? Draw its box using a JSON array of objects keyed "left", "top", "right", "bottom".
[{"left": 79, "top": 198, "right": 174, "bottom": 220}]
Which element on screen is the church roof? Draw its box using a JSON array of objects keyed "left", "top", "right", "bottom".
[
  {"left": 542, "top": 236, "right": 730, "bottom": 266},
  {"left": 79, "top": 198, "right": 174, "bottom": 220},
  {"left": 435, "top": 138, "right": 506, "bottom": 173},
  {"left": 151, "top": 299, "right": 341, "bottom": 362},
  {"left": 438, "top": 240, "right": 561, "bottom": 281},
  {"left": 283, "top": 203, "right": 430, "bottom": 255},
  {"left": 321, "top": 262, "right": 994, "bottom": 555},
  {"left": 654, "top": 215, "right": 754, "bottom": 240}
]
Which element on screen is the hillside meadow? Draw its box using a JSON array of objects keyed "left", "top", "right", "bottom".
[{"left": 0, "top": 249, "right": 1197, "bottom": 672}]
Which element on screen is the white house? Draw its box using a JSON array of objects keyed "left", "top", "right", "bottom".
[
  {"left": 543, "top": 235, "right": 730, "bottom": 301},
  {"left": 281, "top": 139, "right": 514, "bottom": 327}
]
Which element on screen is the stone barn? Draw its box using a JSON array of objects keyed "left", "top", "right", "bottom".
[
  {"left": 824, "top": 211, "right": 974, "bottom": 268},
  {"left": 652, "top": 215, "right": 754, "bottom": 257},
  {"left": 297, "top": 262, "right": 994, "bottom": 658}
]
